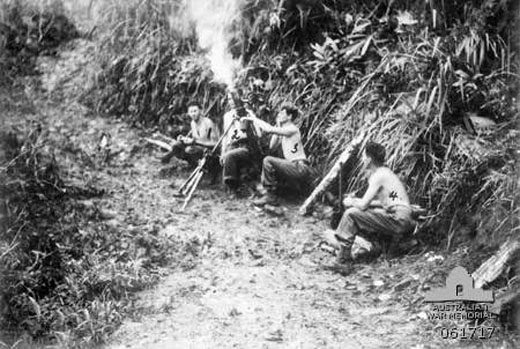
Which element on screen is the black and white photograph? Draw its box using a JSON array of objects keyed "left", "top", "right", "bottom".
[{"left": 1, "top": 0, "right": 519, "bottom": 348}]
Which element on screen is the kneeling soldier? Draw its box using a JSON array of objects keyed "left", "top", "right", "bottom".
[{"left": 242, "top": 104, "right": 315, "bottom": 206}]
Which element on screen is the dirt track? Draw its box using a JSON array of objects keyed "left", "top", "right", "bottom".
[{"left": 12, "top": 38, "right": 517, "bottom": 349}]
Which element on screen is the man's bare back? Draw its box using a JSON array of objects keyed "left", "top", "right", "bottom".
[{"left": 370, "top": 167, "right": 410, "bottom": 207}]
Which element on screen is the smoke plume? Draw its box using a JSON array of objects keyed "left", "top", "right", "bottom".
[{"left": 187, "top": 0, "right": 243, "bottom": 87}]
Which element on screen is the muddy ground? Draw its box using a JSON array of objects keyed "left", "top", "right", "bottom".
[{"left": 3, "top": 38, "right": 519, "bottom": 349}]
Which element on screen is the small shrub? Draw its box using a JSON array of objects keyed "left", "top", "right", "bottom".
[{"left": 0, "top": 0, "right": 79, "bottom": 83}]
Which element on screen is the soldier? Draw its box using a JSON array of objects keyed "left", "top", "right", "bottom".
[
  {"left": 241, "top": 104, "right": 315, "bottom": 206},
  {"left": 323, "top": 142, "right": 416, "bottom": 275},
  {"left": 161, "top": 101, "right": 220, "bottom": 167},
  {"left": 220, "top": 94, "right": 262, "bottom": 193}
]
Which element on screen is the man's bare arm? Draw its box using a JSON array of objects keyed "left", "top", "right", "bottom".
[
  {"left": 241, "top": 116, "right": 297, "bottom": 137},
  {"left": 343, "top": 197, "right": 383, "bottom": 209},
  {"left": 269, "top": 134, "right": 281, "bottom": 150},
  {"left": 193, "top": 133, "right": 218, "bottom": 148},
  {"left": 343, "top": 174, "right": 381, "bottom": 210}
]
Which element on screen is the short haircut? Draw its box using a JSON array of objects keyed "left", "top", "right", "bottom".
[
  {"left": 280, "top": 104, "right": 299, "bottom": 120},
  {"left": 187, "top": 101, "right": 201, "bottom": 109},
  {"left": 364, "top": 142, "right": 385, "bottom": 165}
]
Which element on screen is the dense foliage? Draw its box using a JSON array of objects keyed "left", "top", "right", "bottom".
[
  {"left": 0, "top": 0, "right": 78, "bottom": 84},
  {"left": 87, "top": 0, "right": 519, "bottom": 246},
  {"left": 0, "top": 120, "right": 187, "bottom": 344},
  {"left": 0, "top": 0, "right": 518, "bottom": 345},
  {"left": 0, "top": 1, "right": 193, "bottom": 345}
]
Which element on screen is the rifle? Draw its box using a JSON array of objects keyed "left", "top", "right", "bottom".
[
  {"left": 144, "top": 132, "right": 176, "bottom": 151},
  {"left": 177, "top": 115, "right": 237, "bottom": 210}
]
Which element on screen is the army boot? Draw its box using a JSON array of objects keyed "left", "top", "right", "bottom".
[{"left": 327, "top": 236, "right": 355, "bottom": 276}]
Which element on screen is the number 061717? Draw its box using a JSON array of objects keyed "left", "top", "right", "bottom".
[{"left": 439, "top": 326, "right": 496, "bottom": 340}]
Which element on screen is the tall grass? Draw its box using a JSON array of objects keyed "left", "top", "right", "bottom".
[
  {"left": 0, "top": 120, "right": 194, "bottom": 345},
  {"left": 86, "top": 0, "right": 519, "bottom": 247},
  {"left": 0, "top": 1, "right": 187, "bottom": 345},
  {"left": 79, "top": 0, "right": 237, "bottom": 136},
  {"left": 321, "top": 2, "right": 520, "bottom": 245},
  {"left": 1, "top": 0, "right": 517, "bottom": 343}
]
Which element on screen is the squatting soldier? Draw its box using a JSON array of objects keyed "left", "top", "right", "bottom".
[{"left": 323, "top": 142, "right": 416, "bottom": 274}]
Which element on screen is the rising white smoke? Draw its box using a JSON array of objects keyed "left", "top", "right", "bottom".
[{"left": 187, "top": 0, "right": 243, "bottom": 87}]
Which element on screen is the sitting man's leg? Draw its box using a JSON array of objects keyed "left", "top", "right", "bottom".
[
  {"left": 160, "top": 140, "right": 186, "bottom": 164},
  {"left": 323, "top": 229, "right": 341, "bottom": 250},
  {"left": 183, "top": 145, "right": 205, "bottom": 168},
  {"left": 254, "top": 156, "right": 311, "bottom": 206},
  {"left": 331, "top": 207, "right": 412, "bottom": 265},
  {"left": 222, "top": 147, "right": 250, "bottom": 192}
]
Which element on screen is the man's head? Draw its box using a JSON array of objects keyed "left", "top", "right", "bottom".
[
  {"left": 187, "top": 101, "right": 202, "bottom": 122},
  {"left": 277, "top": 104, "right": 299, "bottom": 125},
  {"left": 363, "top": 142, "right": 385, "bottom": 167}
]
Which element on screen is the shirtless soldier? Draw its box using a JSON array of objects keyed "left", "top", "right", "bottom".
[
  {"left": 161, "top": 102, "right": 220, "bottom": 167},
  {"left": 242, "top": 104, "right": 314, "bottom": 206},
  {"left": 323, "top": 142, "right": 416, "bottom": 274}
]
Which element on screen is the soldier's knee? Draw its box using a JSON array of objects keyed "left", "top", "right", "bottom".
[
  {"left": 323, "top": 228, "right": 337, "bottom": 242},
  {"left": 185, "top": 146, "right": 196, "bottom": 154},
  {"left": 344, "top": 207, "right": 363, "bottom": 217},
  {"left": 263, "top": 156, "right": 275, "bottom": 164},
  {"left": 263, "top": 156, "right": 276, "bottom": 168}
]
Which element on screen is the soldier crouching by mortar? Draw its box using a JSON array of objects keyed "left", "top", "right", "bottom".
[
  {"left": 322, "top": 142, "right": 417, "bottom": 275},
  {"left": 220, "top": 92, "right": 263, "bottom": 195},
  {"left": 161, "top": 101, "right": 220, "bottom": 168},
  {"left": 240, "top": 104, "right": 316, "bottom": 206}
]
